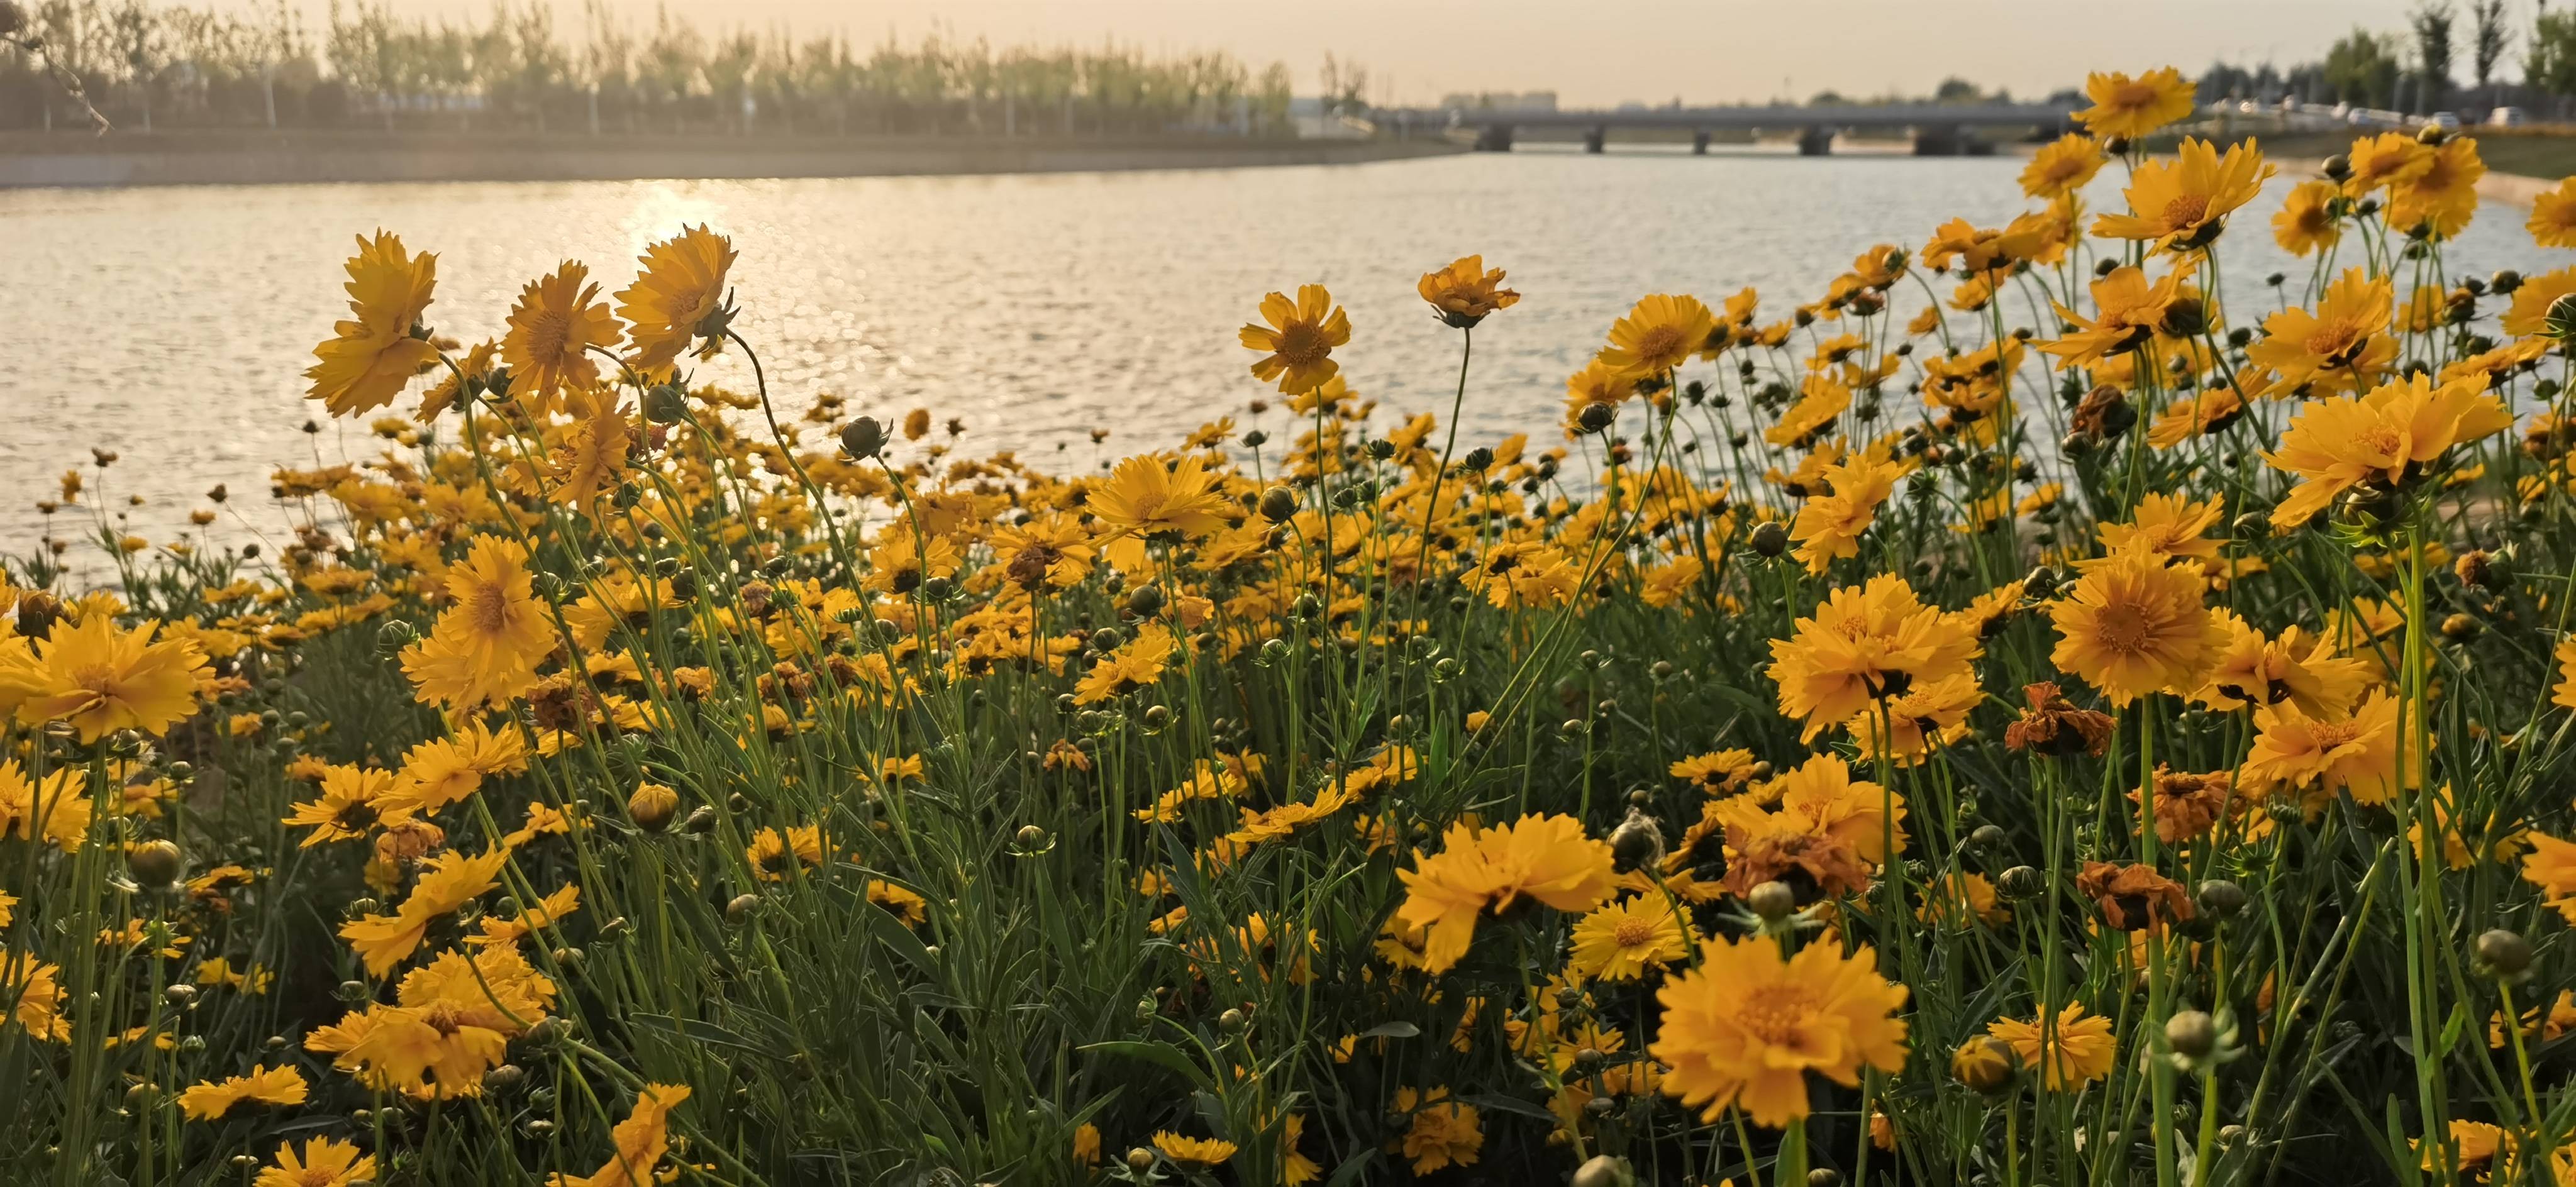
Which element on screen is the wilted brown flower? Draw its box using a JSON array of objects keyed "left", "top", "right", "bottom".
[
  {"left": 2129, "top": 767, "right": 2236, "bottom": 845},
  {"left": 2075, "top": 861, "right": 2195, "bottom": 931},
  {"left": 2003, "top": 682, "right": 2116, "bottom": 758}
]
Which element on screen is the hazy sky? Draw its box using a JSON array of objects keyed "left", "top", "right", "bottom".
[{"left": 270, "top": 0, "right": 2455, "bottom": 106}]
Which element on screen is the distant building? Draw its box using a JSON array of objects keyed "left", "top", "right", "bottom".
[{"left": 1436, "top": 91, "right": 1559, "bottom": 114}]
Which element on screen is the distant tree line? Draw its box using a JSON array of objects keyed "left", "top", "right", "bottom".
[
  {"left": 1803, "top": 77, "right": 2082, "bottom": 110},
  {"left": 0, "top": 0, "right": 1300, "bottom": 136},
  {"left": 2198, "top": 0, "right": 2576, "bottom": 119}
]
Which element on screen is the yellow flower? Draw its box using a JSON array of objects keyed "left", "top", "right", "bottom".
[
  {"left": 1151, "top": 1132, "right": 1237, "bottom": 1166},
  {"left": 1597, "top": 293, "right": 1717, "bottom": 378},
  {"left": 747, "top": 824, "right": 827, "bottom": 881},
  {"left": 177, "top": 1063, "right": 308, "bottom": 1120},
  {"left": 387, "top": 720, "right": 531, "bottom": 815},
  {"left": 281, "top": 763, "right": 408, "bottom": 847},
  {"left": 2245, "top": 267, "right": 2395, "bottom": 395},
  {"left": 1652, "top": 934, "right": 1909, "bottom": 1128},
  {"left": 1240, "top": 284, "right": 1352, "bottom": 394},
  {"left": 2387, "top": 136, "right": 2484, "bottom": 239},
  {"left": 2095, "top": 492, "right": 2224, "bottom": 566},
  {"left": 305, "top": 230, "right": 440, "bottom": 417},
  {"left": 2530, "top": 177, "right": 2576, "bottom": 247},
  {"left": 2091, "top": 138, "right": 2273, "bottom": 251},
  {"left": 2261, "top": 372, "right": 2514, "bottom": 529},
  {"left": 338, "top": 847, "right": 512, "bottom": 976},
  {"left": 1568, "top": 895, "right": 1690, "bottom": 980},
  {"left": 1394, "top": 813, "right": 1618, "bottom": 973},
  {"left": 0, "top": 759, "right": 92, "bottom": 852},
  {"left": 1390, "top": 1086, "right": 1482, "bottom": 1174},
  {"left": 399, "top": 535, "right": 553, "bottom": 712},
  {"left": 1765, "top": 575, "right": 1980, "bottom": 741},
  {"left": 2504, "top": 265, "right": 2576, "bottom": 338},
  {"left": 2046, "top": 551, "right": 2222, "bottom": 707},
  {"left": 2041, "top": 262, "right": 2197, "bottom": 367},
  {"left": 0, "top": 613, "right": 209, "bottom": 743},
  {"left": 316, "top": 944, "right": 555, "bottom": 1096},
  {"left": 2241, "top": 689, "right": 2409, "bottom": 807},
  {"left": 1418, "top": 255, "right": 1520, "bottom": 328},
  {"left": 2345, "top": 131, "right": 2434, "bottom": 195},
  {"left": 255, "top": 1137, "right": 378, "bottom": 1187},
  {"left": 2524, "top": 832, "right": 2576, "bottom": 923},
  {"left": 617, "top": 224, "right": 736, "bottom": 379},
  {"left": 1789, "top": 454, "right": 1903, "bottom": 575},
  {"left": 547, "top": 1084, "right": 691, "bottom": 1187},
  {"left": 1090, "top": 452, "right": 1231, "bottom": 539},
  {"left": 503, "top": 260, "right": 622, "bottom": 402},
  {"left": 2273, "top": 179, "right": 2343, "bottom": 257},
  {"left": 1987, "top": 1003, "right": 2115, "bottom": 1090},
  {"left": 547, "top": 387, "right": 635, "bottom": 508},
  {"left": 2020, "top": 133, "right": 2106, "bottom": 199},
  {"left": 2075, "top": 67, "right": 2196, "bottom": 138},
  {"left": 2196, "top": 611, "right": 2369, "bottom": 718},
  {"left": 3, "top": 954, "right": 71, "bottom": 1041}
]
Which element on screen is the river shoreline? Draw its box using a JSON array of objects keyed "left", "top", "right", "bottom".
[{"left": 0, "top": 130, "right": 1467, "bottom": 189}]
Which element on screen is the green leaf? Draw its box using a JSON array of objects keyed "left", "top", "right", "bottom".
[
  {"left": 1355, "top": 1021, "right": 1420, "bottom": 1041},
  {"left": 1079, "top": 1040, "right": 1215, "bottom": 1093}
]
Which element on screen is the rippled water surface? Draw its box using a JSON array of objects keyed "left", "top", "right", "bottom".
[{"left": 0, "top": 147, "right": 2543, "bottom": 556}]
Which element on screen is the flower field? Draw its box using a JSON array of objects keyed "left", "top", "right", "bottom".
[{"left": 13, "top": 65, "right": 2576, "bottom": 1186}]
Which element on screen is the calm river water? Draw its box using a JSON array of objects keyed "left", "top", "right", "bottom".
[{"left": 0, "top": 146, "right": 2548, "bottom": 556}]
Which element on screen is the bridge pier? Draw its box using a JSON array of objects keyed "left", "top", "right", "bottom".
[
  {"left": 1583, "top": 124, "right": 1606, "bottom": 153},
  {"left": 1691, "top": 129, "right": 1710, "bottom": 155},
  {"left": 1472, "top": 124, "right": 1514, "bottom": 152},
  {"left": 1796, "top": 126, "right": 1835, "bottom": 156},
  {"left": 1910, "top": 124, "right": 1994, "bottom": 156}
]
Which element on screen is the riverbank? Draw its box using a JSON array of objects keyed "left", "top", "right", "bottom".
[{"left": 0, "top": 129, "right": 1467, "bottom": 189}]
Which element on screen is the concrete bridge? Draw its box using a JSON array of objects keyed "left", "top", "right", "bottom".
[{"left": 1418, "top": 102, "right": 2079, "bottom": 156}]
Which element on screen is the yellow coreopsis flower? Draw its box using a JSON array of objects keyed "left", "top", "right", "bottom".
[
  {"left": 1240, "top": 284, "right": 1352, "bottom": 394},
  {"left": 1597, "top": 294, "right": 1716, "bottom": 378},
  {"left": 1652, "top": 934, "right": 1909, "bottom": 1129},
  {"left": 2020, "top": 133, "right": 2106, "bottom": 200},
  {"left": 1788, "top": 454, "right": 1902, "bottom": 574},
  {"left": 2387, "top": 136, "right": 2485, "bottom": 239},
  {"left": 547, "top": 1084, "right": 692, "bottom": 1187},
  {"left": 1765, "top": 574, "right": 1980, "bottom": 740},
  {"left": 2529, "top": 177, "right": 2576, "bottom": 248},
  {"left": 617, "top": 224, "right": 736, "bottom": 378},
  {"left": 1090, "top": 452, "right": 1232, "bottom": 539},
  {"left": 502, "top": 260, "right": 622, "bottom": 402},
  {"left": 2041, "top": 262, "right": 2196, "bottom": 367},
  {"left": 1394, "top": 813, "right": 1618, "bottom": 973},
  {"left": 2092, "top": 138, "right": 2272, "bottom": 252},
  {"left": 2273, "top": 179, "right": 2343, "bottom": 257},
  {"left": 2, "top": 953, "right": 71, "bottom": 1041},
  {"left": 2046, "top": 551, "right": 2223, "bottom": 707},
  {"left": 2241, "top": 688, "right": 2410, "bottom": 807},
  {"left": 2261, "top": 372, "right": 2513, "bottom": 529},
  {"left": 1568, "top": 895, "right": 1690, "bottom": 980},
  {"left": 338, "top": 847, "right": 512, "bottom": 976},
  {"left": 1987, "top": 1003, "right": 2116, "bottom": 1090},
  {"left": 2075, "top": 67, "right": 2196, "bottom": 138},
  {"left": 0, "top": 613, "right": 209, "bottom": 743},
  {"left": 2503, "top": 265, "right": 2576, "bottom": 338},
  {"left": 1152, "top": 1132, "right": 1238, "bottom": 1167},
  {"left": 177, "top": 1063, "right": 308, "bottom": 1121},
  {"left": 0, "top": 759, "right": 92, "bottom": 852},
  {"left": 254, "top": 1137, "right": 377, "bottom": 1187},
  {"left": 1418, "top": 255, "right": 1520, "bottom": 328},
  {"left": 305, "top": 230, "right": 440, "bottom": 418},
  {"left": 2244, "top": 267, "right": 2397, "bottom": 395}
]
